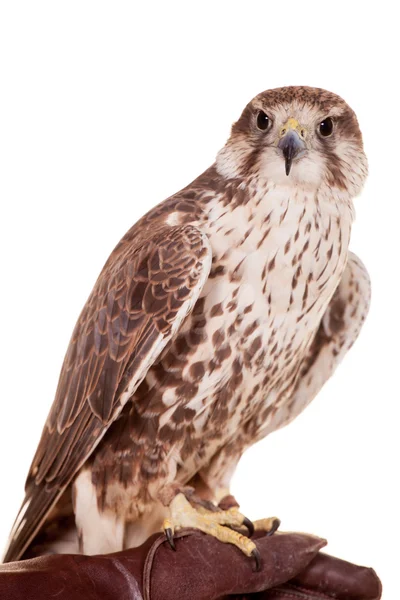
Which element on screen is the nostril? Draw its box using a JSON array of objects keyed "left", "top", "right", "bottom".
[
  {"left": 301, "top": 129, "right": 305, "bottom": 138},
  {"left": 281, "top": 128, "right": 286, "bottom": 136}
]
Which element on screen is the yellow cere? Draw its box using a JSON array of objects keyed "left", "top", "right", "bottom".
[{"left": 280, "top": 118, "right": 307, "bottom": 139}]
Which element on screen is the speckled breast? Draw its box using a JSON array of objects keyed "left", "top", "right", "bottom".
[{"left": 150, "top": 187, "right": 352, "bottom": 481}]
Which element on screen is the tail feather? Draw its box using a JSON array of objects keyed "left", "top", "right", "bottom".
[{"left": 2, "top": 485, "right": 64, "bottom": 563}]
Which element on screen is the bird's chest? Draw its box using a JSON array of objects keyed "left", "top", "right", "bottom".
[
  {"left": 188, "top": 191, "right": 352, "bottom": 429},
  {"left": 204, "top": 191, "right": 351, "bottom": 338},
  {"left": 132, "top": 190, "right": 352, "bottom": 481}
]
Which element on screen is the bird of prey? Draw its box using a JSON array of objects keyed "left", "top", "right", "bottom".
[{"left": 3, "top": 86, "right": 370, "bottom": 567}]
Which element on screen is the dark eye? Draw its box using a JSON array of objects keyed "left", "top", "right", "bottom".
[
  {"left": 319, "top": 117, "right": 334, "bottom": 137},
  {"left": 256, "top": 110, "right": 272, "bottom": 131}
]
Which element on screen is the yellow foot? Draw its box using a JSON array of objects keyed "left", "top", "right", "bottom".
[{"left": 163, "top": 493, "right": 270, "bottom": 570}]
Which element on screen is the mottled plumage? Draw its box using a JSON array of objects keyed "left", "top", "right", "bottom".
[{"left": 3, "top": 86, "right": 370, "bottom": 562}]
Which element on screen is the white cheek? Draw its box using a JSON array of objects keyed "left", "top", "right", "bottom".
[
  {"left": 259, "top": 149, "right": 325, "bottom": 189},
  {"left": 335, "top": 141, "right": 368, "bottom": 197}
]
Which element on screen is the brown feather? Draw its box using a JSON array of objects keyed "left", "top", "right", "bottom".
[{"left": 3, "top": 223, "right": 211, "bottom": 562}]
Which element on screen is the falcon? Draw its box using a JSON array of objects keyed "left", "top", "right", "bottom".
[{"left": 3, "top": 86, "right": 370, "bottom": 567}]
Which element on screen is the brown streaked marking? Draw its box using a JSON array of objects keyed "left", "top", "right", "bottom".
[
  {"left": 212, "top": 329, "right": 225, "bottom": 348},
  {"left": 189, "top": 362, "right": 205, "bottom": 382},
  {"left": 210, "top": 302, "right": 223, "bottom": 317}
]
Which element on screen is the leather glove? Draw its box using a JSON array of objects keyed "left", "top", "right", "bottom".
[{"left": 0, "top": 529, "right": 382, "bottom": 600}]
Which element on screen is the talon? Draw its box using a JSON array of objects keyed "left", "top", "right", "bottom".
[
  {"left": 267, "top": 518, "right": 281, "bottom": 536},
  {"left": 165, "top": 527, "right": 176, "bottom": 550},
  {"left": 251, "top": 547, "right": 262, "bottom": 571},
  {"left": 164, "top": 492, "right": 259, "bottom": 563},
  {"left": 243, "top": 516, "right": 254, "bottom": 537}
]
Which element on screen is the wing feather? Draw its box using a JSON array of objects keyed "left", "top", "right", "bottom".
[{"left": 3, "top": 223, "right": 211, "bottom": 562}]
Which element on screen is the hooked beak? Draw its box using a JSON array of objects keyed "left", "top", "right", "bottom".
[{"left": 277, "top": 119, "right": 307, "bottom": 176}]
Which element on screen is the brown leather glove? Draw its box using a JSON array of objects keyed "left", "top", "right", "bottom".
[{"left": 0, "top": 529, "right": 382, "bottom": 600}]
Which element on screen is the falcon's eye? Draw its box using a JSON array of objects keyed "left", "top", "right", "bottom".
[
  {"left": 318, "top": 117, "right": 334, "bottom": 137},
  {"left": 256, "top": 110, "right": 272, "bottom": 131}
]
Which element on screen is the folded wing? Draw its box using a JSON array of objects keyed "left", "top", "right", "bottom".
[{"left": 3, "top": 223, "right": 211, "bottom": 562}]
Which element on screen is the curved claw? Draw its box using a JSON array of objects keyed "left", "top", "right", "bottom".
[
  {"left": 251, "top": 547, "right": 262, "bottom": 572},
  {"left": 164, "top": 527, "right": 176, "bottom": 551},
  {"left": 242, "top": 516, "right": 255, "bottom": 538},
  {"left": 267, "top": 518, "right": 281, "bottom": 537}
]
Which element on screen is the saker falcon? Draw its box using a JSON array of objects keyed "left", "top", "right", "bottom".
[{"left": 3, "top": 86, "right": 370, "bottom": 567}]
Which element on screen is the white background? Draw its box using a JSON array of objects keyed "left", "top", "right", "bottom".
[{"left": 0, "top": 1, "right": 398, "bottom": 596}]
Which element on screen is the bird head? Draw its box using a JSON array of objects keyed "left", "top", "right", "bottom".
[{"left": 216, "top": 86, "right": 368, "bottom": 198}]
